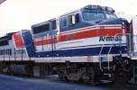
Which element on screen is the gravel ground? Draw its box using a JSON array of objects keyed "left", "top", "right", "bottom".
[{"left": 0, "top": 74, "right": 137, "bottom": 90}]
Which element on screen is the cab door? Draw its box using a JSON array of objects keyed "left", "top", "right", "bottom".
[{"left": 49, "top": 19, "right": 58, "bottom": 56}]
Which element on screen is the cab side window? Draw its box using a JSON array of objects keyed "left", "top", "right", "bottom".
[
  {"left": 75, "top": 14, "right": 80, "bottom": 23},
  {"left": 68, "top": 13, "right": 80, "bottom": 25},
  {"left": 68, "top": 15, "right": 75, "bottom": 25},
  {"left": 59, "top": 13, "right": 81, "bottom": 32}
]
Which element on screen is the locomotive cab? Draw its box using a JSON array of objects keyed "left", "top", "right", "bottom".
[
  {"left": 81, "top": 5, "right": 117, "bottom": 24},
  {"left": 59, "top": 5, "right": 120, "bottom": 32}
]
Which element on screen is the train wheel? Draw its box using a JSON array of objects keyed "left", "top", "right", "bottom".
[
  {"left": 58, "top": 71, "right": 68, "bottom": 81},
  {"left": 65, "top": 68, "right": 85, "bottom": 82},
  {"left": 80, "top": 67, "right": 96, "bottom": 84},
  {"left": 81, "top": 72, "right": 90, "bottom": 83},
  {"left": 58, "top": 71, "right": 64, "bottom": 80},
  {"left": 66, "top": 72, "right": 81, "bottom": 82},
  {"left": 79, "top": 67, "right": 88, "bottom": 83},
  {"left": 113, "top": 58, "right": 130, "bottom": 85}
]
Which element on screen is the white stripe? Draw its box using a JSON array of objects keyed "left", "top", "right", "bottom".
[
  {"left": 35, "top": 36, "right": 126, "bottom": 51},
  {"left": 0, "top": 54, "right": 128, "bottom": 62},
  {"left": 60, "top": 24, "right": 122, "bottom": 35}
]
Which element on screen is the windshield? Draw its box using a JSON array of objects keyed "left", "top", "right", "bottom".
[
  {"left": 82, "top": 11, "right": 117, "bottom": 22},
  {"left": 106, "top": 13, "right": 117, "bottom": 19}
]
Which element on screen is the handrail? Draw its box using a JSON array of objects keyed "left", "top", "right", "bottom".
[
  {"left": 107, "top": 33, "right": 123, "bottom": 70},
  {"left": 98, "top": 34, "right": 109, "bottom": 71},
  {"left": 99, "top": 32, "right": 128, "bottom": 71},
  {"left": 107, "top": 32, "right": 129, "bottom": 70}
]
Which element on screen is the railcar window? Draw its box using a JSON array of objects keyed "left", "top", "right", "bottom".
[
  {"left": 14, "top": 50, "right": 25, "bottom": 55},
  {"left": 33, "top": 23, "right": 50, "bottom": 34},
  {"left": 9, "top": 49, "right": 12, "bottom": 55},
  {"left": 8, "top": 49, "right": 12, "bottom": 55},
  {"left": 0, "top": 40, "right": 8, "bottom": 46},
  {"left": 0, "top": 49, "right": 12, "bottom": 55},
  {"left": 60, "top": 17, "right": 67, "bottom": 27},
  {"left": 5, "top": 49, "right": 7, "bottom": 55},
  {"left": 0, "top": 50, "right": 2, "bottom": 55},
  {"left": 0, "top": 50, "right": 5, "bottom": 55},
  {"left": 1, "top": 50, "right": 3, "bottom": 55},
  {"left": 51, "top": 20, "right": 57, "bottom": 30},
  {"left": 6, "top": 49, "right": 10, "bottom": 55}
]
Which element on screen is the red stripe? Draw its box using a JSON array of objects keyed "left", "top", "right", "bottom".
[
  {"left": 34, "top": 28, "right": 124, "bottom": 46},
  {"left": 12, "top": 32, "right": 25, "bottom": 48}
]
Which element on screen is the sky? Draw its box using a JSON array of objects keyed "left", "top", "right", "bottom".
[{"left": 0, "top": 0, "right": 137, "bottom": 36}]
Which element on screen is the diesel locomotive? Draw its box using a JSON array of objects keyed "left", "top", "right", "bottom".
[{"left": 0, "top": 5, "right": 137, "bottom": 84}]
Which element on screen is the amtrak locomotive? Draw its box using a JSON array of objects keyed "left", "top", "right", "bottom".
[{"left": 0, "top": 5, "right": 137, "bottom": 84}]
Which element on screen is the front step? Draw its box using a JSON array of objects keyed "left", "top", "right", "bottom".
[
  {"left": 103, "top": 73, "right": 112, "bottom": 78},
  {"left": 100, "top": 65, "right": 113, "bottom": 81},
  {"left": 99, "top": 71, "right": 113, "bottom": 84},
  {"left": 101, "top": 72, "right": 112, "bottom": 81}
]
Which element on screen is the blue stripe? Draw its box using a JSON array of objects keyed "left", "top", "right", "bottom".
[
  {"left": 35, "top": 46, "right": 127, "bottom": 57},
  {"left": 59, "top": 43, "right": 126, "bottom": 50},
  {"left": 22, "top": 31, "right": 36, "bottom": 57}
]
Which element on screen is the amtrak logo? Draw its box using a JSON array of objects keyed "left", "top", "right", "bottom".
[{"left": 99, "top": 36, "right": 122, "bottom": 42}]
